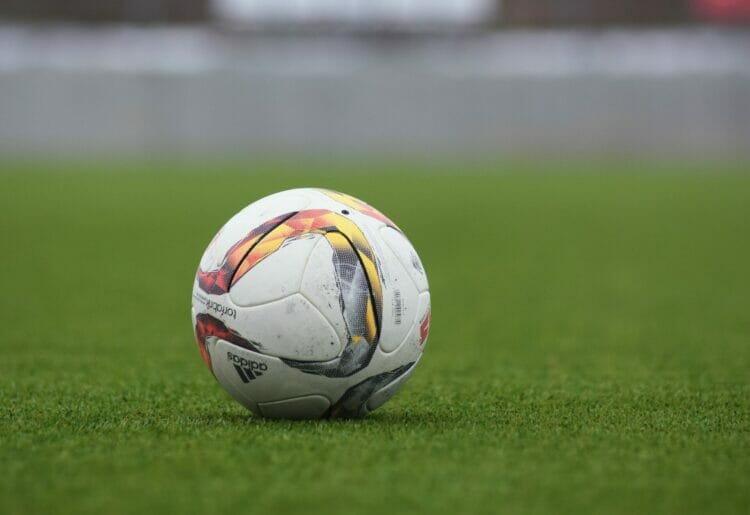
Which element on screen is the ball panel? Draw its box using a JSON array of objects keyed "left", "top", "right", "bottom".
[
  {"left": 204, "top": 338, "right": 262, "bottom": 415},
  {"left": 378, "top": 290, "right": 430, "bottom": 358},
  {"left": 379, "top": 226, "right": 429, "bottom": 293},
  {"left": 378, "top": 238, "right": 420, "bottom": 353},
  {"left": 235, "top": 293, "right": 342, "bottom": 361},
  {"left": 258, "top": 395, "right": 331, "bottom": 419},
  {"left": 299, "top": 236, "right": 349, "bottom": 348},
  {"left": 210, "top": 339, "right": 339, "bottom": 407},
  {"left": 327, "top": 361, "right": 416, "bottom": 418},
  {"left": 229, "top": 234, "right": 319, "bottom": 307},
  {"left": 365, "top": 359, "right": 419, "bottom": 413}
]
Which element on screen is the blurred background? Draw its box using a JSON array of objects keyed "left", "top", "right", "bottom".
[{"left": 1, "top": 0, "right": 748, "bottom": 160}]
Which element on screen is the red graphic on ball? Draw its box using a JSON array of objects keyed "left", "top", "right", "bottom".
[{"left": 419, "top": 310, "right": 430, "bottom": 345}]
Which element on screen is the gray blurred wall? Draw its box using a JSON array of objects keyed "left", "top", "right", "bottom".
[{"left": 0, "top": 26, "right": 748, "bottom": 158}]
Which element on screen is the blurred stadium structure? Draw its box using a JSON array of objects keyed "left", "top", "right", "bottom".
[{"left": 0, "top": 0, "right": 748, "bottom": 158}]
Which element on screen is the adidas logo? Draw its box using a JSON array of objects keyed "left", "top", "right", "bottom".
[
  {"left": 227, "top": 351, "right": 268, "bottom": 382},
  {"left": 233, "top": 363, "right": 265, "bottom": 382}
]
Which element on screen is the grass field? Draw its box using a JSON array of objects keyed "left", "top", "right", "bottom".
[{"left": 1, "top": 161, "right": 749, "bottom": 514}]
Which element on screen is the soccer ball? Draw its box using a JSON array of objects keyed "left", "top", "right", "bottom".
[{"left": 191, "top": 188, "right": 430, "bottom": 419}]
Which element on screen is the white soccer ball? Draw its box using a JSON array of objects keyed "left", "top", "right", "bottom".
[{"left": 191, "top": 188, "right": 430, "bottom": 419}]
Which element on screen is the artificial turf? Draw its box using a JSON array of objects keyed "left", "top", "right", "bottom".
[{"left": 1, "top": 161, "right": 748, "bottom": 514}]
